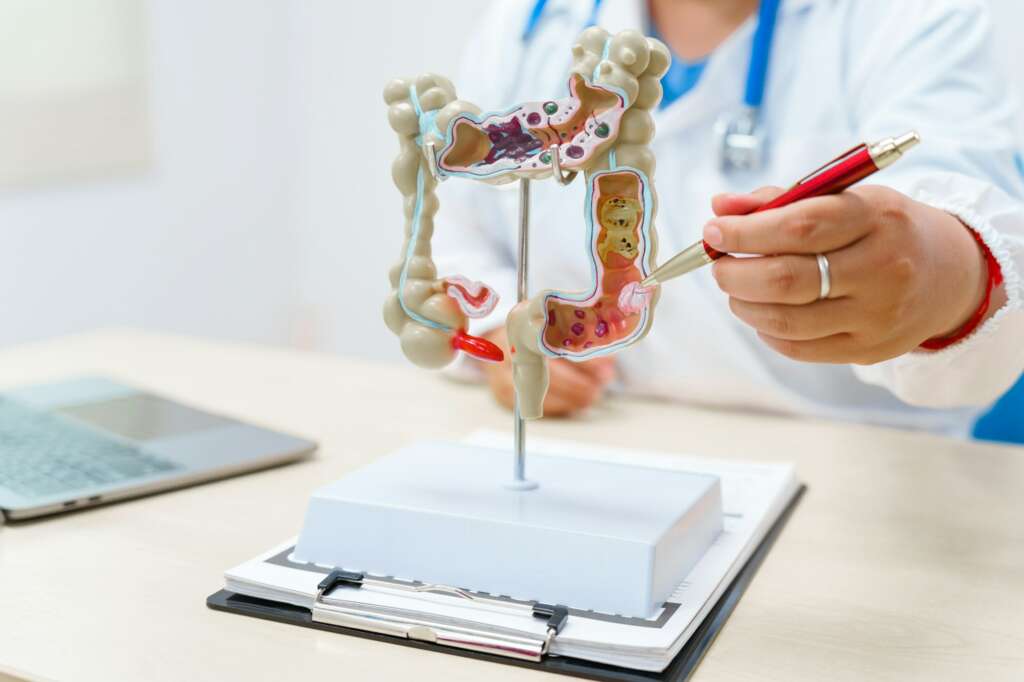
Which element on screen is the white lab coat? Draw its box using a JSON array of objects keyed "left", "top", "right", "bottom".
[{"left": 432, "top": 0, "right": 1024, "bottom": 435}]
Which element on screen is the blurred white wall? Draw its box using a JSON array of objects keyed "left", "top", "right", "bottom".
[
  {"left": 0, "top": 0, "right": 150, "bottom": 185},
  {"left": 0, "top": 0, "right": 298, "bottom": 347},
  {"left": 1, "top": 0, "right": 1022, "bottom": 360}
]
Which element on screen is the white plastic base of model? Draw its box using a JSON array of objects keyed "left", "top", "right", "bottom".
[{"left": 292, "top": 441, "right": 723, "bottom": 618}]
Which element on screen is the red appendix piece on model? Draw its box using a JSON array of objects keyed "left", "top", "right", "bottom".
[{"left": 452, "top": 329, "right": 505, "bottom": 363}]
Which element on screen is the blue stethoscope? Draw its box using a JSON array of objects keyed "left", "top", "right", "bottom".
[{"left": 522, "top": 0, "right": 781, "bottom": 174}]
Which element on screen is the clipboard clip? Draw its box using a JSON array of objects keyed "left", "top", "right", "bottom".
[{"left": 313, "top": 570, "right": 569, "bottom": 663}]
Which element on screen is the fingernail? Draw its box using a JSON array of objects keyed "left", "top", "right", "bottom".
[{"left": 703, "top": 222, "right": 723, "bottom": 248}]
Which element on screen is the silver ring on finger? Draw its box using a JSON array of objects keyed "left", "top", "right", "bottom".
[{"left": 816, "top": 253, "right": 833, "bottom": 300}]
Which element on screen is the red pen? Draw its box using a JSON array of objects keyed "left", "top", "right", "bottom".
[{"left": 640, "top": 131, "right": 921, "bottom": 287}]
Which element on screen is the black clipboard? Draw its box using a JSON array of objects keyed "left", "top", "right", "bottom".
[{"left": 208, "top": 485, "right": 804, "bottom": 681}]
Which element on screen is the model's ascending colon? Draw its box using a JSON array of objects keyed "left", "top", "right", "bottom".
[{"left": 383, "top": 28, "right": 671, "bottom": 419}]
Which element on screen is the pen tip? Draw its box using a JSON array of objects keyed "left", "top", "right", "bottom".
[
  {"left": 894, "top": 131, "right": 920, "bottom": 153},
  {"left": 639, "top": 276, "right": 657, "bottom": 288}
]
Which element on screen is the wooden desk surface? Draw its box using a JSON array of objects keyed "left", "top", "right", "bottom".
[{"left": 1, "top": 330, "right": 1022, "bottom": 681}]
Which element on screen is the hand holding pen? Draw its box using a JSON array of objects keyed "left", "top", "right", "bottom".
[{"left": 643, "top": 132, "right": 1006, "bottom": 362}]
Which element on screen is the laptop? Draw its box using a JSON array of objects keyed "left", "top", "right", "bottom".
[{"left": 0, "top": 377, "right": 316, "bottom": 521}]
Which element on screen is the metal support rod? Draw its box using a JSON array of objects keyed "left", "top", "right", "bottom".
[
  {"left": 517, "top": 178, "right": 530, "bottom": 302},
  {"left": 548, "top": 145, "right": 578, "bottom": 185},
  {"left": 512, "top": 178, "right": 531, "bottom": 486}
]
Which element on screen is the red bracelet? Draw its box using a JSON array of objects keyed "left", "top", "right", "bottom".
[{"left": 920, "top": 228, "right": 1004, "bottom": 351}]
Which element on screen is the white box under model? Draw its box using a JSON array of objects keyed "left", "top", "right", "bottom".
[{"left": 293, "top": 442, "right": 723, "bottom": 618}]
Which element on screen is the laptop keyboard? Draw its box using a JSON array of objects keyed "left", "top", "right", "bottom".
[{"left": 0, "top": 398, "right": 180, "bottom": 499}]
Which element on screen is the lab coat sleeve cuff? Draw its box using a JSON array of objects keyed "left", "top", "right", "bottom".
[{"left": 853, "top": 175, "right": 1024, "bottom": 408}]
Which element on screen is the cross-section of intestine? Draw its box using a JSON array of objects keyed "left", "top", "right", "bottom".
[
  {"left": 539, "top": 170, "right": 654, "bottom": 358},
  {"left": 383, "top": 28, "right": 670, "bottom": 417},
  {"left": 443, "top": 276, "right": 499, "bottom": 318},
  {"left": 437, "top": 73, "right": 626, "bottom": 182}
]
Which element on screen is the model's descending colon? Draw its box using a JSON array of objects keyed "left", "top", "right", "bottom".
[
  {"left": 383, "top": 28, "right": 669, "bottom": 417},
  {"left": 535, "top": 176, "right": 655, "bottom": 355}
]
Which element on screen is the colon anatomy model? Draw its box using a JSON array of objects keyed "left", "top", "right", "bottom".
[{"left": 383, "top": 27, "right": 670, "bottom": 420}]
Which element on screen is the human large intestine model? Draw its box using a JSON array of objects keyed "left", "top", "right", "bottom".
[{"left": 383, "top": 27, "right": 670, "bottom": 420}]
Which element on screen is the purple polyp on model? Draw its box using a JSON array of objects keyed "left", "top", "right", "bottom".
[
  {"left": 566, "top": 145, "right": 584, "bottom": 159},
  {"left": 482, "top": 118, "right": 542, "bottom": 165}
]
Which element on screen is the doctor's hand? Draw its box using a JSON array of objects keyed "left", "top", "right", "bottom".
[
  {"left": 706, "top": 185, "right": 1004, "bottom": 364},
  {"left": 481, "top": 326, "right": 616, "bottom": 416}
]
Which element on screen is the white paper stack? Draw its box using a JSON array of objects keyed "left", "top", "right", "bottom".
[{"left": 222, "top": 432, "right": 800, "bottom": 673}]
